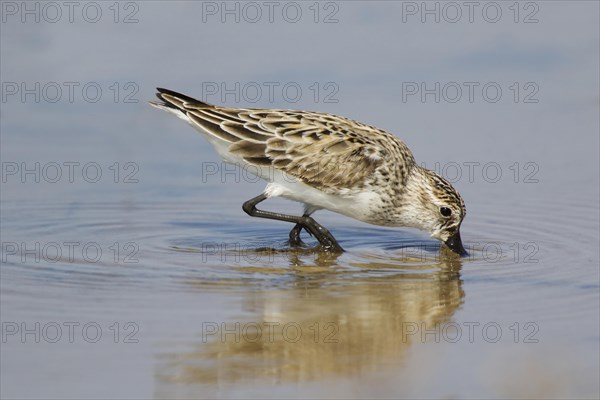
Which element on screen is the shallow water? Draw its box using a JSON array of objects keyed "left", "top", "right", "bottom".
[
  {"left": 2, "top": 143, "right": 598, "bottom": 399},
  {"left": 2, "top": 2, "right": 599, "bottom": 399}
]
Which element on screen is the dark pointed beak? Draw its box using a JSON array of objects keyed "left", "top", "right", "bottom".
[{"left": 445, "top": 231, "right": 468, "bottom": 256}]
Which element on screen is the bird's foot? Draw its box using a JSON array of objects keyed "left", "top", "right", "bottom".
[
  {"left": 301, "top": 217, "right": 344, "bottom": 253},
  {"left": 288, "top": 223, "right": 306, "bottom": 247}
]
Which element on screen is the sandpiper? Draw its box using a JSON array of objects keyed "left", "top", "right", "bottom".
[{"left": 150, "top": 88, "right": 467, "bottom": 255}]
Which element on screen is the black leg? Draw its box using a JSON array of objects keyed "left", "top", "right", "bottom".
[
  {"left": 288, "top": 211, "right": 319, "bottom": 247},
  {"left": 288, "top": 223, "right": 305, "bottom": 247},
  {"left": 242, "top": 194, "right": 343, "bottom": 252}
]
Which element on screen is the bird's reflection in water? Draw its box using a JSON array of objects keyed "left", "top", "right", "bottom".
[{"left": 157, "top": 246, "right": 464, "bottom": 392}]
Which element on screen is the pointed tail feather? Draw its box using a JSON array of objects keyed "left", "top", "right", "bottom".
[{"left": 149, "top": 87, "right": 214, "bottom": 111}]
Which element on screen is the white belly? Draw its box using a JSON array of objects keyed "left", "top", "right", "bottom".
[{"left": 264, "top": 171, "right": 380, "bottom": 222}]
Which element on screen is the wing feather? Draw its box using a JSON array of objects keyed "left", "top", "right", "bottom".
[
  {"left": 221, "top": 121, "right": 272, "bottom": 143},
  {"left": 199, "top": 109, "right": 389, "bottom": 190},
  {"left": 153, "top": 88, "right": 414, "bottom": 192},
  {"left": 187, "top": 112, "right": 240, "bottom": 143}
]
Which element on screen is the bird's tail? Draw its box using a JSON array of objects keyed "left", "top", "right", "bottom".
[
  {"left": 148, "top": 87, "right": 213, "bottom": 121},
  {"left": 149, "top": 87, "right": 247, "bottom": 163}
]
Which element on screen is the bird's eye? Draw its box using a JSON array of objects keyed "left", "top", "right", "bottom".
[{"left": 440, "top": 207, "right": 452, "bottom": 217}]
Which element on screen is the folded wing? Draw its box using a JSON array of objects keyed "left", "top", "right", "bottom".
[{"left": 152, "top": 88, "right": 408, "bottom": 192}]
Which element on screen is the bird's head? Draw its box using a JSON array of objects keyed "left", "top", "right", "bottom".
[{"left": 400, "top": 166, "right": 467, "bottom": 256}]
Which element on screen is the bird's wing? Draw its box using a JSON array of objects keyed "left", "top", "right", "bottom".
[{"left": 153, "top": 88, "right": 409, "bottom": 191}]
